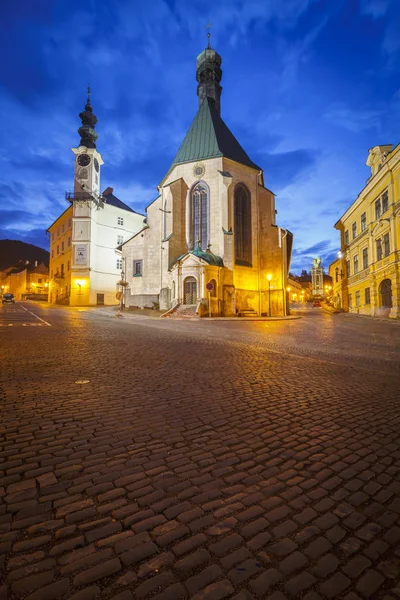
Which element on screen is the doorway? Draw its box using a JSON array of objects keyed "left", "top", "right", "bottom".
[
  {"left": 379, "top": 279, "right": 392, "bottom": 308},
  {"left": 97, "top": 293, "right": 105, "bottom": 306},
  {"left": 184, "top": 277, "right": 197, "bottom": 305}
]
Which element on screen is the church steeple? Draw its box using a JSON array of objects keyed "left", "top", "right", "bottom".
[
  {"left": 196, "top": 32, "right": 222, "bottom": 115},
  {"left": 78, "top": 87, "right": 98, "bottom": 148}
]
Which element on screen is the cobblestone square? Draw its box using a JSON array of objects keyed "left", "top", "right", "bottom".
[{"left": 1, "top": 303, "right": 400, "bottom": 600}]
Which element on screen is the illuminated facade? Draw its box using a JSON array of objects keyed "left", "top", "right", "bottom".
[
  {"left": 121, "top": 42, "right": 292, "bottom": 317},
  {"left": 47, "top": 92, "right": 144, "bottom": 306},
  {"left": 334, "top": 144, "right": 400, "bottom": 318}
]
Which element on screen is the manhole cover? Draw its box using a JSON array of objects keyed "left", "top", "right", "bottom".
[{"left": 75, "top": 380, "right": 90, "bottom": 384}]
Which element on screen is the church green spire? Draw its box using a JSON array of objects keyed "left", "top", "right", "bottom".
[{"left": 78, "top": 86, "right": 98, "bottom": 148}]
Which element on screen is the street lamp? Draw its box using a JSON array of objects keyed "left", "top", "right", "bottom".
[{"left": 267, "top": 274, "right": 272, "bottom": 317}]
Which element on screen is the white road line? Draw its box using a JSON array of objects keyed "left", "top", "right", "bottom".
[{"left": 20, "top": 305, "right": 52, "bottom": 326}]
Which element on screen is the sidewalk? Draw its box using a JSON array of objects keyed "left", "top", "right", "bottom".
[{"left": 86, "top": 305, "right": 301, "bottom": 322}]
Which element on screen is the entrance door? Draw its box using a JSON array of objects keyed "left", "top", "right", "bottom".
[
  {"left": 97, "top": 293, "right": 105, "bottom": 306},
  {"left": 184, "top": 277, "right": 197, "bottom": 305},
  {"left": 380, "top": 279, "right": 392, "bottom": 308}
]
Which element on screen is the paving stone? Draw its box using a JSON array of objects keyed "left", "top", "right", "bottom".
[
  {"left": 191, "top": 579, "right": 234, "bottom": 599},
  {"left": 342, "top": 555, "right": 372, "bottom": 578},
  {"left": 312, "top": 553, "right": 340, "bottom": 578},
  {"left": 250, "top": 568, "right": 282, "bottom": 596},
  {"left": 227, "top": 558, "right": 263, "bottom": 585},
  {"left": 356, "top": 569, "right": 385, "bottom": 598},
  {"left": 319, "top": 573, "right": 351, "bottom": 598},
  {"left": 73, "top": 558, "right": 121, "bottom": 586},
  {"left": 285, "top": 571, "right": 316, "bottom": 596}
]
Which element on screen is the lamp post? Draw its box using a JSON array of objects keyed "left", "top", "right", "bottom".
[{"left": 267, "top": 274, "right": 272, "bottom": 317}]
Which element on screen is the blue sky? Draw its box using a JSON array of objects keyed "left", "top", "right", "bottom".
[{"left": 1, "top": 0, "right": 400, "bottom": 273}]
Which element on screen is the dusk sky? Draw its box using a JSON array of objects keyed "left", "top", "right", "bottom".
[{"left": 1, "top": 0, "right": 400, "bottom": 273}]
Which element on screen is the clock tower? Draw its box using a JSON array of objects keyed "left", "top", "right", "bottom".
[{"left": 71, "top": 88, "right": 104, "bottom": 198}]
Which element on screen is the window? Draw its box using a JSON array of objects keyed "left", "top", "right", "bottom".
[
  {"left": 361, "top": 212, "right": 366, "bottom": 231},
  {"left": 383, "top": 232, "right": 390, "bottom": 257},
  {"left": 57, "top": 228, "right": 60, "bottom": 238},
  {"left": 60, "top": 264, "right": 64, "bottom": 276},
  {"left": 352, "top": 222, "right": 357, "bottom": 239},
  {"left": 344, "top": 230, "right": 349, "bottom": 245},
  {"left": 190, "top": 182, "right": 209, "bottom": 250},
  {"left": 133, "top": 260, "right": 143, "bottom": 276},
  {"left": 382, "top": 191, "right": 389, "bottom": 213},
  {"left": 62, "top": 224, "right": 65, "bottom": 233},
  {"left": 346, "top": 260, "right": 351, "bottom": 277},
  {"left": 365, "top": 287, "right": 370, "bottom": 305},
  {"left": 57, "top": 245, "right": 60, "bottom": 255},
  {"left": 51, "top": 249, "right": 54, "bottom": 259},
  {"left": 117, "top": 217, "right": 124, "bottom": 226},
  {"left": 234, "top": 184, "right": 252, "bottom": 265},
  {"left": 353, "top": 255, "right": 359, "bottom": 274},
  {"left": 362, "top": 248, "right": 368, "bottom": 270},
  {"left": 67, "top": 261, "right": 70, "bottom": 271},
  {"left": 375, "top": 199, "right": 381, "bottom": 220},
  {"left": 348, "top": 293, "right": 352, "bottom": 308},
  {"left": 117, "top": 235, "right": 124, "bottom": 245},
  {"left": 116, "top": 259, "right": 122, "bottom": 270},
  {"left": 38, "top": 278, "right": 42, "bottom": 284},
  {"left": 376, "top": 238, "right": 382, "bottom": 261},
  {"left": 61, "top": 241, "right": 64, "bottom": 252},
  {"left": 355, "top": 290, "right": 360, "bottom": 307}
]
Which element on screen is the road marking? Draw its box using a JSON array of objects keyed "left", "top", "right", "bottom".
[{"left": 20, "top": 305, "right": 52, "bottom": 326}]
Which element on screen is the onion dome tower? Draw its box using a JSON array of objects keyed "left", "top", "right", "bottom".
[
  {"left": 196, "top": 31, "right": 223, "bottom": 115},
  {"left": 78, "top": 87, "right": 98, "bottom": 149}
]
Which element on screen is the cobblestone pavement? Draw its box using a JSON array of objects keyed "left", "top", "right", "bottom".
[{"left": 1, "top": 303, "right": 400, "bottom": 600}]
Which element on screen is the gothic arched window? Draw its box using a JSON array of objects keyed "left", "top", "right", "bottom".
[
  {"left": 190, "top": 182, "right": 209, "bottom": 250},
  {"left": 234, "top": 184, "right": 252, "bottom": 265}
]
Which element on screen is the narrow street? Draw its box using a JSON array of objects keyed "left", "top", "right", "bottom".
[{"left": 1, "top": 303, "right": 400, "bottom": 600}]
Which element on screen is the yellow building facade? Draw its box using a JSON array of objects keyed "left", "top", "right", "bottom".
[
  {"left": 334, "top": 143, "right": 400, "bottom": 318},
  {"left": 48, "top": 207, "right": 73, "bottom": 304}
]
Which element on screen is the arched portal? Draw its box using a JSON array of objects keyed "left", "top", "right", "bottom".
[
  {"left": 184, "top": 276, "right": 197, "bottom": 305},
  {"left": 234, "top": 184, "right": 252, "bottom": 265},
  {"left": 379, "top": 279, "right": 392, "bottom": 308}
]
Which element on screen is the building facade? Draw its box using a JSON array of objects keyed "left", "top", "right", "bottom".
[
  {"left": 1, "top": 262, "right": 49, "bottom": 301},
  {"left": 122, "top": 42, "right": 293, "bottom": 317},
  {"left": 334, "top": 144, "right": 400, "bottom": 318},
  {"left": 47, "top": 91, "right": 144, "bottom": 306}
]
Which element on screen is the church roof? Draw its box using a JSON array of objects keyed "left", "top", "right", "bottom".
[{"left": 170, "top": 97, "right": 261, "bottom": 172}]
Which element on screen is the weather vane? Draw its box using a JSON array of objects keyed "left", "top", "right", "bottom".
[
  {"left": 87, "top": 84, "right": 91, "bottom": 103},
  {"left": 206, "top": 22, "right": 211, "bottom": 48}
]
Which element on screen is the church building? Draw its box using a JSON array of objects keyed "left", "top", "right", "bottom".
[{"left": 121, "top": 40, "right": 293, "bottom": 317}]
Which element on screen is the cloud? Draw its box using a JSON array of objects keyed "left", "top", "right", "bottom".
[
  {"left": 324, "top": 102, "right": 383, "bottom": 133},
  {"left": 360, "top": 0, "right": 391, "bottom": 18}
]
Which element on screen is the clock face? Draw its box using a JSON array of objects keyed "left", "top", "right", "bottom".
[
  {"left": 77, "top": 153, "right": 90, "bottom": 167},
  {"left": 94, "top": 158, "right": 99, "bottom": 172}
]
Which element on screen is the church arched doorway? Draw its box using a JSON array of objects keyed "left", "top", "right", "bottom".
[
  {"left": 379, "top": 279, "right": 392, "bottom": 308},
  {"left": 184, "top": 277, "right": 197, "bottom": 305}
]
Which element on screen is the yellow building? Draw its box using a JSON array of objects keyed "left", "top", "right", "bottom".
[
  {"left": 334, "top": 143, "right": 400, "bottom": 318},
  {"left": 0, "top": 262, "right": 49, "bottom": 301},
  {"left": 48, "top": 207, "right": 73, "bottom": 304}
]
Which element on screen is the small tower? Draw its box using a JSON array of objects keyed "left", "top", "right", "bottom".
[
  {"left": 71, "top": 87, "right": 104, "bottom": 198},
  {"left": 196, "top": 31, "right": 223, "bottom": 115}
]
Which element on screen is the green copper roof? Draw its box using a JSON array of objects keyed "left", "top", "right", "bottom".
[
  {"left": 171, "top": 98, "right": 261, "bottom": 172},
  {"left": 175, "top": 243, "right": 224, "bottom": 267}
]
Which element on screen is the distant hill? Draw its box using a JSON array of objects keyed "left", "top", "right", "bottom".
[{"left": 0, "top": 239, "right": 49, "bottom": 271}]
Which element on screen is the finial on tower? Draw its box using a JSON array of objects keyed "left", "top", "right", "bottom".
[
  {"left": 206, "top": 23, "right": 211, "bottom": 49},
  {"left": 78, "top": 87, "right": 98, "bottom": 148}
]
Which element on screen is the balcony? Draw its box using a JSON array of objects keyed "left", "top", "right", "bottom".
[{"left": 65, "top": 191, "right": 93, "bottom": 201}]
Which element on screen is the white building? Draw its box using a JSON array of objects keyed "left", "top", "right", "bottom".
[{"left": 48, "top": 90, "right": 144, "bottom": 306}]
